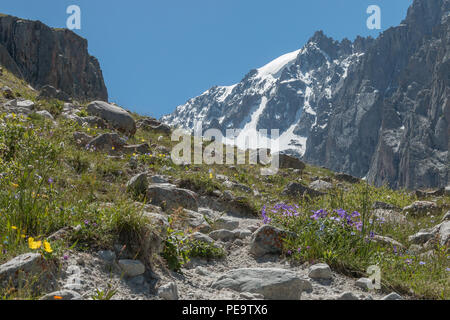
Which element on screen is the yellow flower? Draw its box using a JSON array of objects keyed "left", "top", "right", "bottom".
[
  {"left": 141, "top": 139, "right": 145, "bottom": 142},
  {"left": 11, "top": 226, "right": 17, "bottom": 230},
  {"left": 112, "top": 146, "right": 115, "bottom": 150},
  {"left": 11, "top": 183, "right": 19, "bottom": 188},
  {"left": 28, "top": 237, "right": 42, "bottom": 250},
  {"left": 43, "top": 240, "right": 53, "bottom": 253},
  {"left": 209, "top": 173, "right": 213, "bottom": 179},
  {"left": 133, "top": 153, "right": 137, "bottom": 157}
]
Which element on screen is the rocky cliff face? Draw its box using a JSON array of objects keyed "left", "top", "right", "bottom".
[
  {"left": 162, "top": 0, "right": 449, "bottom": 190},
  {"left": 0, "top": 14, "right": 108, "bottom": 101},
  {"left": 306, "top": 0, "right": 449, "bottom": 190}
]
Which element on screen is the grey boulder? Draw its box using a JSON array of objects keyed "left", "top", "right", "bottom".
[
  {"left": 211, "top": 268, "right": 312, "bottom": 300},
  {"left": 87, "top": 101, "right": 136, "bottom": 135}
]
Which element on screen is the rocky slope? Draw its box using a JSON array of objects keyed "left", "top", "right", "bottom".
[
  {"left": 162, "top": 0, "right": 449, "bottom": 190},
  {"left": 0, "top": 14, "right": 108, "bottom": 101}
]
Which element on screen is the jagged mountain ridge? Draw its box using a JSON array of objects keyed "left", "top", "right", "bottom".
[
  {"left": 162, "top": 31, "right": 374, "bottom": 157},
  {"left": 162, "top": 0, "right": 449, "bottom": 190}
]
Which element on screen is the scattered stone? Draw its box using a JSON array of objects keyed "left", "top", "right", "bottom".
[
  {"left": 195, "top": 266, "right": 209, "bottom": 276},
  {"left": 335, "top": 173, "right": 360, "bottom": 183},
  {"left": 408, "top": 230, "right": 435, "bottom": 245},
  {"left": 234, "top": 229, "right": 252, "bottom": 239},
  {"left": 158, "top": 282, "right": 179, "bottom": 300},
  {"left": 239, "top": 292, "right": 265, "bottom": 300},
  {"left": 403, "top": 201, "right": 440, "bottom": 217},
  {"left": 40, "top": 290, "right": 82, "bottom": 300},
  {"left": 381, "top": 292, "right": 403, "bottom": 300},
  {"left": 128, "top": 275, "right": 145, "bottom": 286},
  {"left": 209, "top": 229, "right": 236, "bottom": 242},
  {"left": 308, "top": 263, "right": 332, "bottom": 280},
  {"left": 443, "top": 211, "right": 450, "bottom": 222},
  {"left": 249, "top": 225, "right": 292, "bottom": 257},
  {"left": 87, "top": 133, "right": 127, "bottom": 151},
  {"left": 190, "top": 232, "right": 215, "bottom": 244},
  {"left": 370, "top": 235, "right": 405, "bottom": 250},
  {"left": 36, "top": 110, "right": 54, "bottom": 120},
  {"left": 355, "top": 278, "right": 373, "bottom": 291},
  {"left": 87, "top": 101, "right": 136, "bottom": 135},
  {"left": 98, "top": 250, "right": 116, "bottom": 263},
  {"left": 0, "top": 253, "right": 53, "bottom": 288},
  {"left": 151, "top": 175, "right": 169, "bottom": 184},
  {"left": 222, "top": 190, "right": 235, "bottom": 201},
  {"left": 372, "top": 201, "right": 401, "bottom": 211},
  {"left": 147, "top": 183, "right": 199, "bottom": 212},
  {"left": 372, "top": 209, "right": 407, "bottom": 224},
  {"left": 276, "top": 153, "right": 306, "bottom": 171},
  {"left": 2, "top": 86, "right": 14, "bottom": 99},
  {"left": 282, "top": 182, "right": 325, "bottom": 198},
  {"left": 415, "top": 188, "right": 445, "bottom": 198},
  {"left": 214, "top": 217, "right": 240, "bottom": 231},
  {"left": 118, "top": 260, "right": 145, "bottom": 278},
  {"left": 80, "top": 116, "right": 108, "bottom": 129},
  {"left": 211, "top": 268, "right": 311, "bottom": 300},
  {"left": 126, "top": 173, "right": 148, "bottom": 196},
  {"left": 337, "top": 292, "right": 359, "bottom": 300},
  {"left": 122, "top": 143, "right": 150, "bottom": 155},
  {"left": 437, "top": 221, "right": 450, "bottom": 246},
  {"left": 309, "top": 180, "right": 333, "bottom": 192}
]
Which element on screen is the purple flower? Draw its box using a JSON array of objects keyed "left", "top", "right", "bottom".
[
  {"left": 419, "top": 261, "right": 426, "bottom": 265},
  {"left": 446, "top": 268, "right": 450, "bottom": 272},
  {"left": 262, "top": 206, "right": 272, "bottom": 224},
  {"left": 405, "top": 259, "right": 412, "bottom": 264},
  {"left": 63, "top": 255, "right": 69, "bottom": 260},
  {"left": 48, "top": 178, "right": 54, "bottom": 184},
  {"left": 287, "top": 250, "right": 292, "bottom": 255},
  {"left": 84, "top": 220, "right": 89, "bottom": 226}
]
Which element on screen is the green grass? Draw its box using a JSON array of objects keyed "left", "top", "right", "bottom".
[{"left": 0, "top": 68, "right": 449, "bottom": 299}]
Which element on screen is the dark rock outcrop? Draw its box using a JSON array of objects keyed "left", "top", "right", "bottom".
[{"left": 0, "top": 14, "right": 108, "bottom": 101}]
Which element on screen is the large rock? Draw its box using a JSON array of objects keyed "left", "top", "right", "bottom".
[
  {"left": 381, "top": 292, "right": 403, "bottom": 300},
  {"left": 214, "top": 217, "right": 240, "bottom": 231},
  {"left": 437, "top": 221, "right": 450, "bottom": 246},
  {"left": 282, "top": 182, "right": 325, "bottom": 198},
  {"left": 158, "top": 282, "right": 179, "bottom": 300},
  {"left": 147, "top": 183, "right": 199, "bottom": 212},
  {"left": 249, "top": 225, "right": 292, "bottom": 257},
  {"left": 403, "top": 201, "right": 441, "bottom": 217},
  {"left": 118, "top": 260, "right": 145, "bottom": 278},
  {"left": 0, "top": 253, "right": 54, "bottom": 289},
  {"left": 126, "top": 173, "right": 149, "bottom": 196},
  {"left": 87, "top": 133, "right": 127, "bottom": 151},
  {"left": 372, "top": 209, "right": 407, "bottom": 225},
  {"left": 87, "top": 101, "right": 136, "bottom": 135},
  {"left": 408, "top": 230, "right": 435, "bottom": 245},
  {"left": 0, "top": 15, "right": 108, "bottom": 101},
  {"left": 309, "top": 179, "right": 333, "bottom": 191},
  {"left": 209, "top": 229, "right": 237, "bottom": 242},
  {"left": 211, "top": 268, "right": 312, "bottom": 300},
  {"left": 308, "top": 263, "right": 332, "bottom": 280},
  {"left": 277, "top": 153, "right": 306, "bottom": 170}
]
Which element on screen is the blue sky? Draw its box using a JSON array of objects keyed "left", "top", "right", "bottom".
[{"left": 1, "top": 0, "right": 412, "bottom": 118}]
